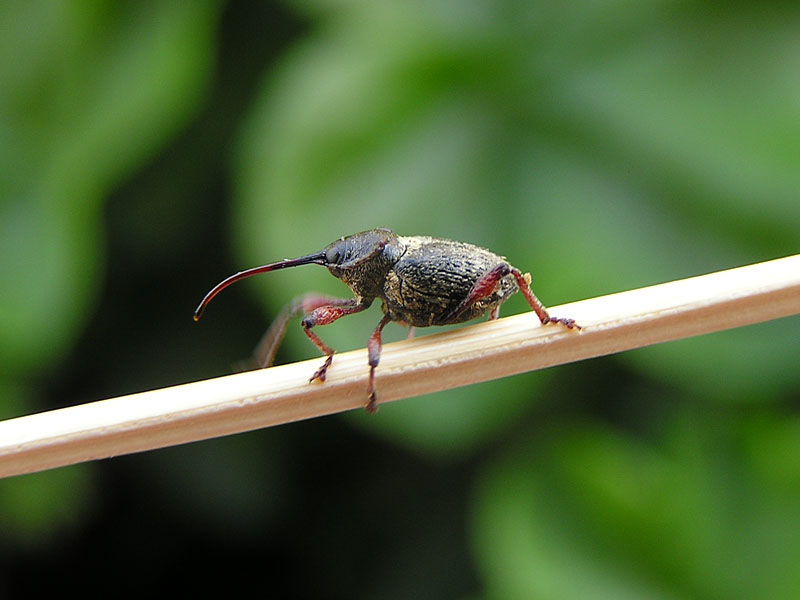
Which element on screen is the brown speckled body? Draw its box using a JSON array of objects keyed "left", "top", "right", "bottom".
[{"left": 378, "top": 236, "right": 517, "bottom": 326}]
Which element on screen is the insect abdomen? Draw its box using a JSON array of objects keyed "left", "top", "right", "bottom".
[{"left": 382, "top": 237, "right": 518, "bottom": 326}]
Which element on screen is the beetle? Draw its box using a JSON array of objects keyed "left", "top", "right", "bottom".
[{"left": 194, "top": 228, "right": 579, "bottom": 413}]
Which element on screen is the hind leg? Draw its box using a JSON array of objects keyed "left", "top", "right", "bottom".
[
  {"left": 447, "top": 263, "right": 579, "bottom": 329},
  {"left": 509, "top": 268, "right": 579, "bottom": 329}
]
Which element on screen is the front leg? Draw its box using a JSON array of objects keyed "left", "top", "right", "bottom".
[
  {"left": 301, "top": 298, "right": 372, "bottom": 383},
  {"left": 254, "top": 294, "right": 362, "bottom": 368}
]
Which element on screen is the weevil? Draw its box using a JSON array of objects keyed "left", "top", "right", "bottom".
[{"left": 194, "top": 228, "right": 579, "bottom": 413}]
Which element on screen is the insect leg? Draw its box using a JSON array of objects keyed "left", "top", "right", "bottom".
[
  {"left": 254, "top": 294, "right": 358, "bottom": 368},
  {"left": 447, "top": 263, "right": 579, "bottom": 329},
  {"left": 509, "top": 267, "right": 579, "bottom": 329},
  {"left": 446, "top": 263, "right": 512, "bottom": 322},
  {"left": 366, "top": 314, "right": 392, "bottom": 413},
  {"left": 301, "top": 298, "right": 372, "bottom": 383}
]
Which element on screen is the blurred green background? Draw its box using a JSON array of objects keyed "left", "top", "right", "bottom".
[{"left": 1, "top": 0, "right": 799, "bottom": 597}]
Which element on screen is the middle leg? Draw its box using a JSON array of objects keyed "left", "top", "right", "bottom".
[{"left": 366, "top": 314, "right": 392, "bottom": 413}]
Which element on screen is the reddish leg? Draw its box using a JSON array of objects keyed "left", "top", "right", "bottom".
[
  {"left": 301, "top": 298, "right": 372, "bottom": 383},
  {"left": 509, "top": 267, "right": 579, "bottom": 329},
  {"left": 254, "top": 294, "right": 360, "bottom": 368},
  {"left": 449, "top": 263, "right": 579, "bottom": 329},
  {"left": 446, "top": 263, "right": 511, "bottom": 322},
  {"left": 366, "top": 314, "right": 392, "bottom": 413}
]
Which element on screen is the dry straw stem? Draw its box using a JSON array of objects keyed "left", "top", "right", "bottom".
[{"left": 1, "top": 254, "right": 799, "bottom": 479}]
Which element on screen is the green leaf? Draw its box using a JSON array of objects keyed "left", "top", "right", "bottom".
[{"left": 471, "top": 408, "right": 800, "bottom": 599}]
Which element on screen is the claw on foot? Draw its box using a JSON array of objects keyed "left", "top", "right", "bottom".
[
  {"left": 545, "top": 316, "right": 581, "bottom": 330},
  {"left": 310, "top": 354, "right": 334, "bottom": 383},
  {"left": 366, "top": 392, "right": 378, "bottom": 414}
]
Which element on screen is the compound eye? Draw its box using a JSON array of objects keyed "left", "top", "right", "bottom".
[{"left": 325, "top": 244, "right": 344, "bottom": 265}]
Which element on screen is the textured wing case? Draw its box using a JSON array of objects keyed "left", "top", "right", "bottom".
[{"left": 383, "top": 237, "right": 518, "bottom": 326}]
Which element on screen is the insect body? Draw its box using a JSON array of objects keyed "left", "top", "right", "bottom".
[{"left": 194, "top": 228, "right": 579, "bottom": 413}]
